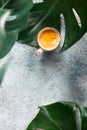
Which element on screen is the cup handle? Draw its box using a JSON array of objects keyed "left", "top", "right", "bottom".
[{"left": 35, "top": 48, "right": 44, "bottom": 56}]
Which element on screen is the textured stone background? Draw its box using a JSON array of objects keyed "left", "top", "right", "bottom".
[
  {"left": 0, "top": 33, "right": 87, "bottom": 130},
  {"left": 0, "top": 1, "right": 87, "bottom": 129}
]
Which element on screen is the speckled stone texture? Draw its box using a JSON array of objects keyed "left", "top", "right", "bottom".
[{"left": 0, "top": 33, "right": 87, "bottom": 130}]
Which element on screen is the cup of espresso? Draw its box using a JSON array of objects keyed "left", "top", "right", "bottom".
[{"left": 36, "top": 27, "right": 61, "bottom": 55}]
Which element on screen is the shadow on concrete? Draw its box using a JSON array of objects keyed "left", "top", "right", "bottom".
[{"left": 40, "top": 48, "right": 64, "bottom": 64}]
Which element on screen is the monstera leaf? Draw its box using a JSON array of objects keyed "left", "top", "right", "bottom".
[
  {"left": 27, "top": 102, "right": 87, "bottom": 130},
  {"left": 18, "top": 0, "right": 87, "bottom": 50},
  {"left": 0, "top": 9, "right": 18, "bottom": 59},
  {"left": 0, "top": 0, "right": 33, "bottom": 59}
]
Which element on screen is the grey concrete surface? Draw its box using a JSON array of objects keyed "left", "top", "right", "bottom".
[{"left": 0, "top": 33, "right": 87, "bottom": 130}]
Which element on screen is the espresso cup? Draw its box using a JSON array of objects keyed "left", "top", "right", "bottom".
[{"left": 36, "top": 27, "right": 61, "bottom": 55}]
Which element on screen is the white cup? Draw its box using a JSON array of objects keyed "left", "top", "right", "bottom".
[{"left": 36, "top": 27, "right": 61, "bottom": 56}]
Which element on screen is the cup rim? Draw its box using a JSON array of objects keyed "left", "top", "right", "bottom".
[{"left": 37, "top": 27, "right": 61, "bottom": 51}]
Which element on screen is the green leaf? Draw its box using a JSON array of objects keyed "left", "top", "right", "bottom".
[
  {"left": 5, "top": 0, "right": 33, "bottom": 31},
  {"left": 78, "top": 106, "right": 87, "bottom": 130},
  {"left": 0, "top": 0, "right": 33, "bottom": 59},
  {"left": 0, "top": 9, "right": 18, "bottom": 59},
  {"left": 0, "top": 59, "right": 10, "bottom": 84},
  {"left": 18, "top": 0, "right": 87, "bottom": 50},
  {"left": 27, "top": 102, "right": 87, "bottom": 130}
]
